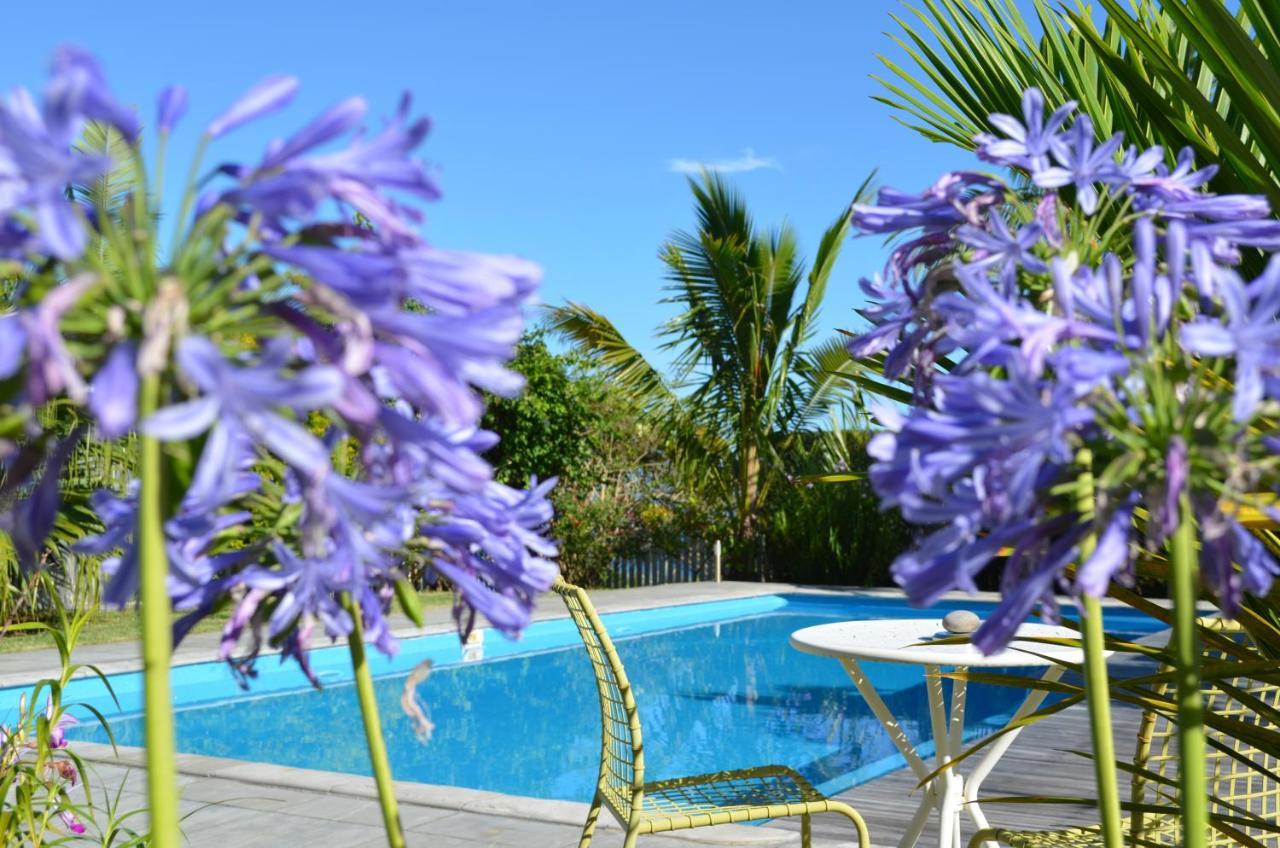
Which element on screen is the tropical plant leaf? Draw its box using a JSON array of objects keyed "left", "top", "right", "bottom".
[{"left": 878, "top": 0, "right": 1280, "bottom": 205}]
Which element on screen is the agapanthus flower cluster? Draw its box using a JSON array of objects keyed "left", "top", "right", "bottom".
[
  {"left": 849, "top": 88, "right": 1280, "bottom": 652},
  {"left": 0, "top": 48, "right": 557, "bottom": 682}
]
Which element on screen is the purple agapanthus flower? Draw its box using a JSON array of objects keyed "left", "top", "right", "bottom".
[
  {"left": 852, "top": 172, "right": 1003, "bottom": 234},
  {"left": 205, "top": 74, "right": 299, "bottom": 139},
  {"left": 264, "top": 97, "right": 368, "bottom": 168},
  {"left": 972, "top": 520, "right": 1086, "bottom": 654},
  {"left": 852, "top": 87, "right": 1280, "bottom": 651},
  {"left": 0, "top": 314, "right": 24, "bottom": 379},
  {"left": 1075, "top": 497, "right": 1138, "bottom": 597},
  {"left": 143, "top": 336, "right": 342, "bottom": 498},
  {"left": 1198, "top": 505, "right": 1280, "bottom": 617},
  {"left": 1111, "top": 144, "right": 1165, "bottom": 186},
  {"left": 1181, "top": 259, "right": 1280, "bottom": 420},
  {"left": 1035, "top": 117, "right": 1123, "bottom": 214},
  {"left": 975, "top": 88, "right": 1075, "bottom": 172},
  {"left": 0, "top": 89, "right": 109, "bottom": 259},
  {"left": 156, "top": 85, "right": 188, "bottom": 135},
  {"left": 80, "top": 482, "right": 255, "bottom": 610},
  {"left": 870, "top": 368, "right": 1090, "bottom": 533},
  {"left": 0, "top": 48, "right": 560, "bottom": 684},
  {"left": 215, "top": 93, "right": 438, "bottom": 240},
  {"left": 48, "top": 46, "right": 140, "bottom": 141},
  {"left": 89, "top": 342, "right": 138, "bottom": 439},
  {"left": 1182, "top": 218, "right": 1280, "bottom": 253},
  {"left": 369, "top": 306, "right": 526, "bottom": 425},
  {"left": 957, "top": 215, "right": 1047, "bottom": 290},
  {"left": 18, "top": 275, "right": 93, "bottom": 404},
  {"left": 264, "top": 244, "right": 404, "bottom": 308},
  {"left": 9, "top": 427, "right": 82, "bottom": 569},
  {"left": 1129, "top": 147, "right": 1217, "bottom": 204},
  {"left": 846, "top": 275, "right": 931, "bottom": 377},
  {"left": 937, "top": 264, "right": 1109, "bottom": 375}
]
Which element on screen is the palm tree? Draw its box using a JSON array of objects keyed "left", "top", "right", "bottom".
[
  {"left": 548, "top": 172, "right": 872, "bottom": 566},
  {"left": 877, "top": 0, "right": 1280, "bottom": 205}
]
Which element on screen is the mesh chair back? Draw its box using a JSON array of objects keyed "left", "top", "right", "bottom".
[
  {"left": 1132, "top": 619, "right": 1280, "bottom": 846},
  {"left": 553, "top": 580, "right": 644, "bottom": 821}
]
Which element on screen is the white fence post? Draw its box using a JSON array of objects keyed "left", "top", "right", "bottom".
[{"left": 713, "top": 539, "right": 722, "bottom": 583}]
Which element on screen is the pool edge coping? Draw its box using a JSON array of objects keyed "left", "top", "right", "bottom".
[{"left": 72, "top": 740, "right": 800, "bottom": 845}]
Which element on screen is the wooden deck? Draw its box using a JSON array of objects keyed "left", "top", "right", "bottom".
[{"left": 771, "top": 699, "right": 1145, "bottom": 846}]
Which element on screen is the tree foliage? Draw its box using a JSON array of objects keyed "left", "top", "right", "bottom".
[
  {"left": 482, "top": 328, "right": 600, "bottom": 487},
  {"left": 481, "top": 329, "right": 706, "bottom": 585}
]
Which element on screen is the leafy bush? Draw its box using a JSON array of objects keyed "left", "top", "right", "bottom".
[
  {"left": 764, "top": 481, "right": 910, "bottom": 587},
  {"left": 483, "top": 329, "right": 712, "bottom": 586}
]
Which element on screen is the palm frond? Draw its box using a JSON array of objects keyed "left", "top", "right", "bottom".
[
  {"left": 877, "top": 0, "right": 1280, "bottom": 204},
  {"left": 791, "top": 337, "right": 862, "bottom": 429},
  {"left": 72, "top": 122, "right": 138, "bottom": 220},
  {"left": 543, "top": 302, "right": 673, "bottom": 409}
]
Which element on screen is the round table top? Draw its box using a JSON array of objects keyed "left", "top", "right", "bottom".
[{"left": 789, "top": 618, "right": 1091, "bottom": 667}]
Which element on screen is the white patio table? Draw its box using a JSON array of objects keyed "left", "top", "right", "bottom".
[{"left": 790, "top": 618, "right": 1095, "bottom": 848}]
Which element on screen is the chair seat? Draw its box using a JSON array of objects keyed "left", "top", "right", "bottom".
[
  {"left": 976, "top": 815, "right": 1180, "bottom": 847},
  {"left": 636, "top": 765, "right": 832, "bottom": 834}
]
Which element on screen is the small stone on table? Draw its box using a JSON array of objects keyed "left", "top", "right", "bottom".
[{"left": 942, "top": 610, "right": 980, "bottom": 635}]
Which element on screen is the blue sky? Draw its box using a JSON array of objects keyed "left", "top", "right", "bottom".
[{"left": 0, "top": 1, "right": 987, "bottom": 372}]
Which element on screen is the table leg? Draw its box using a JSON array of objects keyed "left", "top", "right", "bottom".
[
  {"left": 962, "top": 666, "right": 1066, "bottom": 847},
  {"left": 841, "top": 658, "right": 935, "bottom": 783},
  {"left": 948, "top": 676, "right": 967, "bottom": 848},
  {"left": 840, "top": 658, "right": 944, "bottom": 848},
  {"left": 899, "top": 789, "right": 937, "bottom": 848},
  {"left": 927, "top": 666, "right": 963, "bottom": 848},
  {"left": 843, "top": 658, "right": 1042, "bottom": 848}
]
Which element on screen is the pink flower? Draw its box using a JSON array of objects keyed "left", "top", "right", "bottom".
[
  {"left": 52, "top": 759, "right": 79, "bottom": 786},
  {"left": 59, "top": 810, "right": 86, "bottom": 835},
  {"left": 44, "top": 698, "right": 78, "bottom": 749}
]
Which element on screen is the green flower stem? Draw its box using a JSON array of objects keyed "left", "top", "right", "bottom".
[
  {"left": 1169, "top": 494, "right": 1207, "bottom": 847},
  {"left": 344, "top": 594, "right": 406, "bottom": 848},
  {"left": 1075, "top": 449, "right": 1123, "bottom": 848},
  {"left": 138, "top": 373, "right": 180, "bottom": 847},
  {"left": 1080, "top": 595, "right": 1124, "bottom": 847}
]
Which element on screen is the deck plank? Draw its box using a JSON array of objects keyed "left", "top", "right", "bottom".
[{"left": 770, "top": 701, "right": 1144, "bottom": 846}]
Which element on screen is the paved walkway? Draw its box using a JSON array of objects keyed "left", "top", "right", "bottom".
[{"left": 72, "top": 744, "right": 812, "bottom": 848}]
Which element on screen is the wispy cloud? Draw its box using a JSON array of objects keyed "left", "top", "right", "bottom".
[{"left": 667, "top": 147, "right": 781, "bottom": 175}]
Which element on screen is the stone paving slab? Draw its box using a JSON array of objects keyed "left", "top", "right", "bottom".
[{"left": 72, "top": 743, "right": 823, "bottom": 847}]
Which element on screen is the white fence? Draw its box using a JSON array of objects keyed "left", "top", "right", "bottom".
[{"left": 607, "top": 540, "right": 721, "bottom": 588}]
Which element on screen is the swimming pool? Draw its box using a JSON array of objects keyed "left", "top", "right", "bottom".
[{"left": 35, "top": 593, "right": 1164, "bottom": 801}]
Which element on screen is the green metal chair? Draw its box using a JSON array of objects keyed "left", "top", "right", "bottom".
[
  {"left": 553, "top": 580, "right": 871, "bottom": 848},
  {"left": 970, "top": 619, "right": 1280, "bottom": 847}
]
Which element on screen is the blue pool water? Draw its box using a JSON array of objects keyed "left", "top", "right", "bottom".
[{"left": 37, "top": 594, "right": 1163, "bottom": 801}]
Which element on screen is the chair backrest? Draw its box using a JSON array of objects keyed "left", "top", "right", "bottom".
[
  {"left": 1131, "top": 619, "right": 1280, "bottom": 846},
  {"left": 553, "top": 580, "right": 645, "bottom": 822}
]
